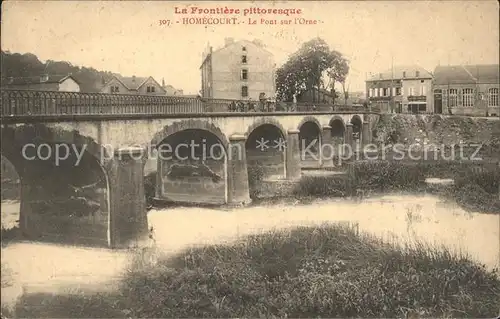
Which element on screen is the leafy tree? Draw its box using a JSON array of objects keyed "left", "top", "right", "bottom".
[
  {"left": 326, "top": 50, "right": 349, "bottom": 105},
  {"left": 276, "top": 38, "right": 349, "bottom": 104}
]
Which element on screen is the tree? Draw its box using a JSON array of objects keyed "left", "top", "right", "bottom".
[
  {"left": 341, "top": 81, "right": 350, "bottom": 106},
  {"left": 276, "top": 38, "right": 348, "bottom": 103},
  {"left": 1, "top": 50, "right": 115, "bottom": 92},
  {"left": 326, "top": 50, "right": 349, "bottom": 105}
]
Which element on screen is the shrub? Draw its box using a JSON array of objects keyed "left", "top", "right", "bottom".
[
  {"left": 247, "top": 165, "right": 265, "bottom": 199},
  {"left": 143, "top": 172, "right": 156, "bottom": 208},
  {"left": 349, "top": 161, "right": 426, "bottom": 192},
  {"left": 293, "top": 175, "right": 347, "bottom": 197}
]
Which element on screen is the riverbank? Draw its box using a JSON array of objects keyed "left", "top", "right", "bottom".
[
  {"left": 3, "top": 220, "right": 499, "bottom": 318},
  {"left": 249, "top": 160, "right": 500, "bottom": 214}
]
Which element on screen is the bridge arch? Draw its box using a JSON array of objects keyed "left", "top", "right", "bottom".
[
  {"left": 151, "top": 119, "right": 229, "bottom": 150},
  {"left": 0, "top": 124, "right": 111, "bottom": 247},
  {"left": 244, "top": 118, "right": 287, "bottom": 141},
  {"left": 297, "top": 117, "right": 322, "bottom": 167},
  {"left": 151, "top": 120, "right": 229, "bottom": 205},
  {"left": 350, "top": 115, "right": 363, "bottom": 142},
  {"left": 329, "top": 116, "right": 346, "bottom": 139},
  {"left": 245, "top": 119, "right": 287, "bottom": 182}
]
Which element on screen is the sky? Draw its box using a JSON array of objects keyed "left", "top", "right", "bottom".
[{"left": 2, "top": 0, "right": 499, "bottom": 94}]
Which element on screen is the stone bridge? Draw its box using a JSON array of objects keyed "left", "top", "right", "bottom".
[{"left": 1, "top": 111, "right": 378, "bottom": 248}]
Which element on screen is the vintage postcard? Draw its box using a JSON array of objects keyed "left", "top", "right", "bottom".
[{"left": 1, "top": 0, "right": 499, "bottom": 317}]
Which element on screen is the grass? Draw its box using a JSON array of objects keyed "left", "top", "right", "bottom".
[
  {"left": 5, "top": 223, "right": 500, "bottom": 318},
  {"left": 289, "top": 160, "right": 500, "bottom": 214}
]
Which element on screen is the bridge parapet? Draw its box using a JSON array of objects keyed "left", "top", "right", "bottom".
[{"left": 1, "top": 89, "right": 379, "bottom": 117}]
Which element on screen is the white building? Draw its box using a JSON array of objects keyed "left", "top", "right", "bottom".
[{"left": 200, "top": 38, "right": 276, "bottom": 100}]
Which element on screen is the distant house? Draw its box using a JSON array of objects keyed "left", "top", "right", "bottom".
[
  {"left": 163, "top": 84, "right": 184, "bottom": 96},
  {"left": 1, "top": 74, "right": 80, "bottom": 92},
  {"left": 100, "top": 75, "right": 166, "bottom": 95},
  {"left": 366, "top": 65, "right": 433, "bottom": 114},
  {"left": 432, "top": 64, "right": 499, "bottom": 116},
  {"left": 297, "top": 88, "right": 335, "bottom": 104}
]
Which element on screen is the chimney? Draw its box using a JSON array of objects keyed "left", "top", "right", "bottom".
[
  {"left": 162, "top": 78, "right": 165, "bottom": 87},
  {"left": 40, "top": 74, "right": 49, "bottom": 82},
  {"left": 224, "top": 37, "right": 234, "bottom": 47},
  {"left": 132, "top": 75, "right": 136, "bottom": 83}
]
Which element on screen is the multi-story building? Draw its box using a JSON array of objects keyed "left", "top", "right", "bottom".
[
  {"left": 200, "top": 38, "right": 276, "bottom": 100},
  {"left": 366, "top": 65, "right": 433, "bottom": 114},
  {"left": 432, "top": 64, "right": 499, "bottom": 116},
  {"left": 100, "top": 75, "right": 166, "bottom": 95},
  {"left": 2, "top": 74, "right": 81, "bottom": 92}
]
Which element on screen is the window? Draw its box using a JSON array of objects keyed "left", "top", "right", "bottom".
[
  {"left": 146, "top": 86, "right": 156, "bottom": 93},
  {"left": 449, "top": 89, "right": 458, "bottom": 107},
  {"left": 369, "top": 88, "right": 373, "bottom": 97},
  {"left": 111, "top": 85, "right": 119, "bottom": 93},
  {"left": 420, "top": 86, "right": 426, "bottom": 96},
  {"left": 242, "top": 46, "right": 246, "bottom": 51},
  {"left": 241, "top": 69, "right": 248, "bottom": 80},
  {"left": 379, "top": 88, "right": 383, "bottom": 96},
  {"left": 402, "top": 71, "right": 406, "bottom": 78},
  {"left": 462, "top": 88, "right": 474, "bottom": 107},
  {"left": 383, "top": 88, "right": 388, "bottom": 96},
  {"left": 241, "top": 85, "right": 248, "bottom": 97},
  {"left": 419, "top": 104, "right": 427, "bottom": 112},
  {"left": 416, "top": 71, "right": 420, "bottom": 77},
  {"left": 488, "top": 88, "right": 499, "bottom": 106},
  {"left": 392, "top": 87, "right": 396, "bottom": 96},
  {"left": 241, "top": 55, "right": 247, "bottom": 63},
  {"left": 396, "top": 87, "right": 402, "bottom": 95},
  {"left": 409, "top": 87, "right": 414, "bottom": 96}
]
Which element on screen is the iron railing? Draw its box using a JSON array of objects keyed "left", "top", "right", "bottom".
[{"left": 0, "top": 89, "right": 376, "bottom": 116}]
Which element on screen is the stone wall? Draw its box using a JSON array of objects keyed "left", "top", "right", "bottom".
[{"left": 373, "top": 114, "right": 500, "bottom": 159}]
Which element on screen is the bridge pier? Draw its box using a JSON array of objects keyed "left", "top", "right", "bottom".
[
  {"left": 286, "top": 129, "right": 302, "bottom": 180},
  {"left": 18, "top": 178, "right": 34, "bottom": 237},
  {"left": 108, "top": 147, "right": 148, "bottom": 249},
  {"left": 362, "top": 121, "right": 372, "bottom": 147},
  {"left": 228, "top": 134, "right": 251, "bottom": 205},
  {"left": 345, "top": 123, "right": 354, "bottom": 151},
  {"left": 321, "top": 125, "right": 334, "bottom": 168}
]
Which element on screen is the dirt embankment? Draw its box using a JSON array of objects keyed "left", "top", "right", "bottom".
[{"left": 372, "top": 114, "right": 500, "bottom": 158}]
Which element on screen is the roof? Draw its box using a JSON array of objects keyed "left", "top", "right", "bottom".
[
  {"left": 114, "top": 76, "right": 148, "bottom": 90},
  {"left": 433, "top": 64, "right": 499, "bottom": 85},
  {"left": 105, "top": 75, "right": 166, "bottom": 92},
  {"left": 1, "top": 74, "right": 79, "bottom": 86},
  {"left": 367, "top": 65, "right": 433, "bottom": 81}
]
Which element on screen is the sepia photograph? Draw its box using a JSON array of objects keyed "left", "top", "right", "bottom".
[{"left": 1, "top": 0, "right": 499, "bottom": 318}]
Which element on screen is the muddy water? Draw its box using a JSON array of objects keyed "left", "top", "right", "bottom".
[{"left": 1, "top": 195, "right": 499, "bottom": 307}]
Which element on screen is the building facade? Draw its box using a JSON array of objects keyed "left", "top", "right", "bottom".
[
  {"left": 100, "top": 76, "right": 166, "bottom": 95},
  {"left": 432, "top": 65, "right": 499, "bottom": 116},
  {"left": 366, "top": 66, "right": 433, "bottom": 114},
  {"left": 200, "top": 38, "right": 276, "bottom": 100},
  {"left": 2, "top": 74, "right": 80, "bottom": 92}
]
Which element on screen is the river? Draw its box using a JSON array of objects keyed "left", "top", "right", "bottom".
[{"left": 1, "top": 194, "right": 499, "bottom": 307}]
